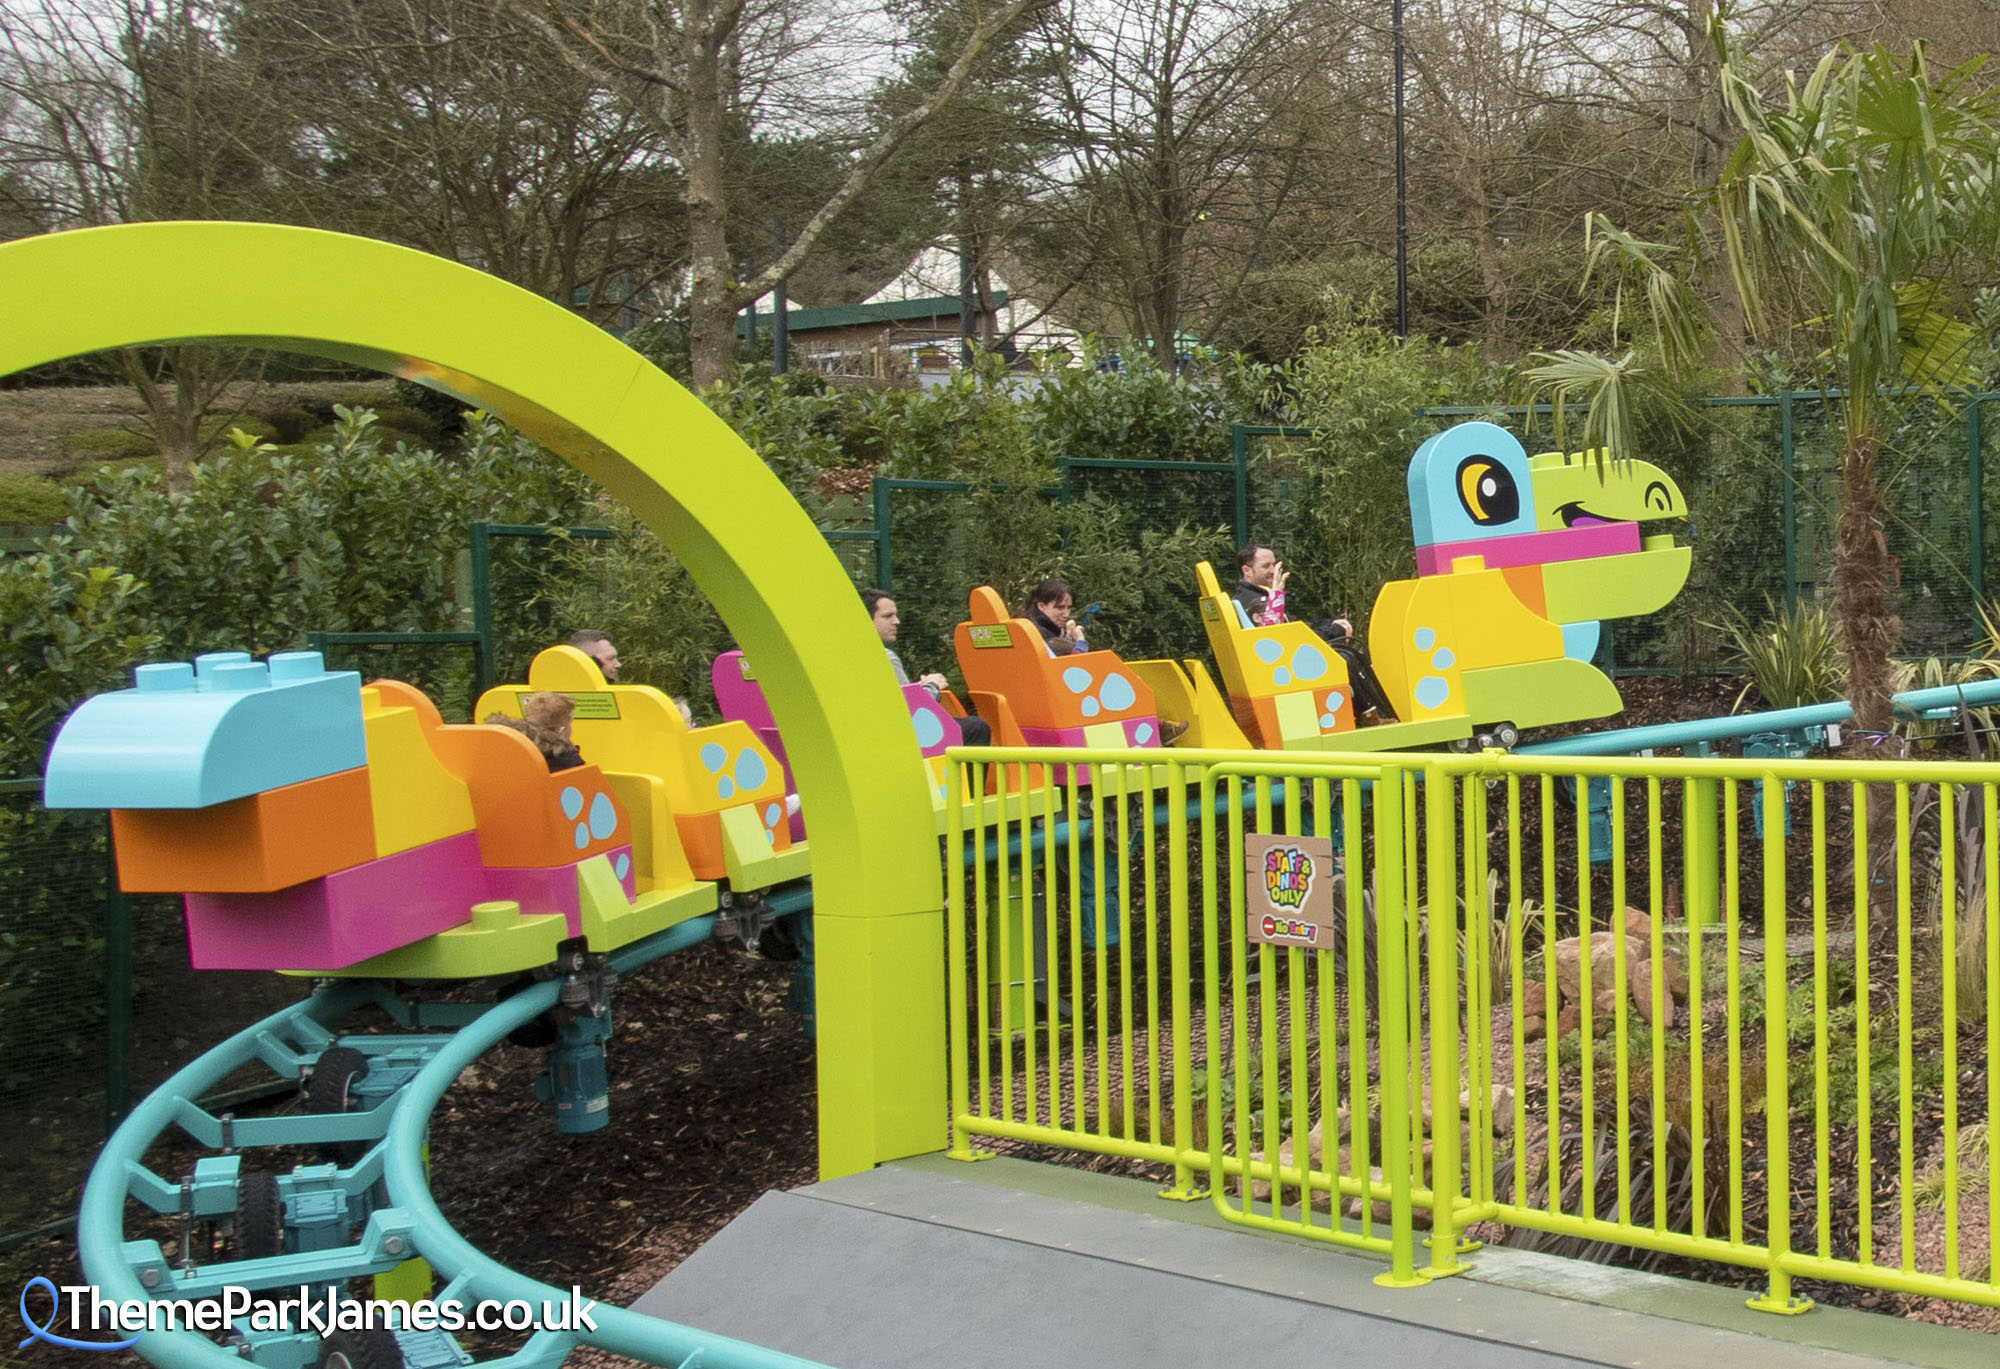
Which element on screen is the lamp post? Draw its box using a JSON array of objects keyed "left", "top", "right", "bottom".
[{"left": 1393, "top": 0, "right": 1409, "bottom": 340}]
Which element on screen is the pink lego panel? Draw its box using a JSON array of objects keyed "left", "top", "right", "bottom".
[
  {"left": 182, "top": 834, "right": 639, "bottom": 970},
  {"left": 184, "top": 831, "right": 486, "bottom": 970},
  {"left": 711, "top": 651, "right": 778, "bottom": 733},
  {"left": 1416, "top": 521, "right": 1638, "bottom": 576},
  {"left": 488, "top": 847, "right": 636, "bottom": 936},
  {"left": 1018, "top": 715, "right": 1162, "bottom": 785}
]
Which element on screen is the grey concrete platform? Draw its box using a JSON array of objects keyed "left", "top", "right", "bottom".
[{"left": 633, "top": 1154, "right": 1996, "bottom": 1369}]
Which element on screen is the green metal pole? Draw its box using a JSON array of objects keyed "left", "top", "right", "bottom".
[
  {"left": 871, "top": 478, "right": 893, "bottom": 591},
  {"left": 1780, "top": 392, "right": 1797, "bottom": 612},
  {"left": 1232, "top": 427, "right": 1250, "bottom": 548},
  {"left": 469, "top": 521, "right": 495, "bottom": 696},
  {"left": 1970, "top": 394, "right": 1985, "bottom": 610},
  {"left": 102, "top": 814, "right": 132, "bottom": 1131}
]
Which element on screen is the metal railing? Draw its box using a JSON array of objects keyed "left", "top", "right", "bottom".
[{"left": 942, "top": 743, "right": 2000, "bottom": 1311}]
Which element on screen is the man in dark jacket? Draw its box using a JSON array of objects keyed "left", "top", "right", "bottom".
[{"left": 1230, "top": 544, "right": 1392, "bottom": 722}]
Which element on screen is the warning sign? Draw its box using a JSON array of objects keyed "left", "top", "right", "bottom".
[{"left": 1244, "top": 834, "right": 1335, "bottom": 948}]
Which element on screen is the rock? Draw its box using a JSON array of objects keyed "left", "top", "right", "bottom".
[{"left": 1544, "top": 906, "right": 1682, "bottom": 1029}]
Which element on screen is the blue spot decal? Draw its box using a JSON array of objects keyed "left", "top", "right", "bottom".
[
  {"left": 1134, "top": 723, "right": 1154, "bottom": 744},
  {"left": 733, "top": 749, "right": 769, "bottom": 792},
  {"left": 1253, "top": 639, "right": 1283, "bottom": 663},
  {"left": 1290, "top": 644, "right": 1328, "bottom": 681},
  {"left": 1272, "top": 667, "right": 1292, "bottom": 687},
  {"left": 1414, "top": 675, "right": 1451, "bottom": 710},
  {"left": 699, "top": 742, "right": 727, "bottom": 773},
  {"left": 1414, "top": 626, "right": 1436, "bottom": 651},
  {"left": 1099, "top": 673, "right": 1137, "bottom": 711},
  {"left": 1062, "top": 666, "right": 1093, "bottom": 694},
  {"left": 912, "top": 709, "right": 946, "bottom": 750},
  {"left": 613, "top": 853, "right": 631, "bottom": 882},
  {"left": 560, "top": 786, "right": 584, "bottom": 820},
  {"left": 1432, "top": 647, "right": 1455, "bottom": 670},
  {"left": 717, "top": 777, "right": 736, "bottom": 799},
  {"left": 1319, "top": 713, "right": 1338, "bottom": 728},
  {"left": 1325, "top": 691, "right": 1344, "bottom": 714},
  {"left": 573, "top": 821, "right": 590, "bottom": 849},
  {"left": 1081, "top": 696, "right": 1101, "bottom": 718},
  {"left": 588, "top": 791, "right": 617, "bottom": 840},
  {"left": 765, "top": 803, "right": 782, "bottom": 827}
]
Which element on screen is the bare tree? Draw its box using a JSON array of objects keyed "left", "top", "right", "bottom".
[
  {"left": 1024, "top": 0, "right": 1326, "bottom": 367},
  {"left": 511, "top": 0, "right": 1049, "bottom": 387},
  {"left": 229, "top": 0, "right": 686, "bottom": 321},
  {"left": 0, "top": 1, "right": 300, "bottom": 487}
]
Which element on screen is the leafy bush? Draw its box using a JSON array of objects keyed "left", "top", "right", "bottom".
[
  {"left": 1709, "top": 597, "right": 1845, "bottom": 711},
  {"left": 0, "top": 474, "right": 68, "bottom": 525},
  {"left": 1267, "top": 321, "right": 1502, "bottom": 630},
  {"left": 0, "top": 547, "right": 157, "bottom": 774},
  {"left": 532, "top": 503, "right": 733, "bottom": 713},
  {"left": 0, "top": 405, "right": 594, "bottom": 761},
  {"left": 59, "top": 428, "right": 156, "bottom": 461}
]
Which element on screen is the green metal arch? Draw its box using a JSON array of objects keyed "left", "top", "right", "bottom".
[{"left": 0, "top": 221, "right": 943, "bottom": 1176}]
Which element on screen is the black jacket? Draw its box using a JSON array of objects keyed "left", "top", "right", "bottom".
[{"left": 1028, "top": 605, "right": 1079, "bottom": 655}]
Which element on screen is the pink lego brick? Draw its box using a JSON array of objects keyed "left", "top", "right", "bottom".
[
  {"left": 488, "top": 846, "right": 636, "bottom": 937},
  {"left": 184, "top": 831, "right": 486, "bottom": 970},
  {"left": 1018, "top": 715, "right": 1162, "bottom": 785},
  {"left": 1416, "top": 521, "right": 1639, "bottom": 576},
  {"left": 182, "top": 834, "right": 639, "bottom": 970}
]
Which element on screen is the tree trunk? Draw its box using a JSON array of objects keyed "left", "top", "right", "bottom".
[
  {"left": 1835, "top": 432, "right": 1899, "bottom": 733},
  {"left": 119, "top": 347, "right": 204, "bottom": 494},
  {"left": 685, "top": 19, "right": 735, "bottom": 390}
]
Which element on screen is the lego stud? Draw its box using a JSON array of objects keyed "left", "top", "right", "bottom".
[
  {"left": 268, "top": 650, "right": 326, "bottom": 680},
  {"left": 134, "top": 662, "right": 196, "bottom": 692},
  {"left": 210, "top": 661, "right": 270, "bottom": 692},
  {"left": 193, "top": 651, "right": 252, "bottom": 677}
]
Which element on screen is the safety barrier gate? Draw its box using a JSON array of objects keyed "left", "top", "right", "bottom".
[{"left": 943, "top": 745, "right": 2000, "bottom": 1312}]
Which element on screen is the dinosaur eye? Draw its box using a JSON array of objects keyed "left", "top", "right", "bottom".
[{"left": 1456, "top": 456, "right": 1519, "bottom": 526}]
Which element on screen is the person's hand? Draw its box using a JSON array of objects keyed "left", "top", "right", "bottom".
[
  {"left": 1063, "top": 620, "right": 1086, "bottom": 643},
  {"left": 1331, "top": 616, "right": 1352, "bottom": 638},
  {"left": 1272, "top": 561, "right": 1289, "bottom": 593},
  {"left": 919, "top": 671, "right": 949, "bottom": 692}
]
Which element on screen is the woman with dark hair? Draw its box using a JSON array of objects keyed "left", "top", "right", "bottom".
[{"left": 1025, "top": 577, "right": 1087, "bottom": 656}]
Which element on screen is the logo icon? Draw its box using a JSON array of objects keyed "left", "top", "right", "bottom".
[
  {"left": 1263, "top": 844, "right": 1315, "bottom": 910},
  {"left": 17, "top": 1279, "right": 140, "bottom": 1351}
]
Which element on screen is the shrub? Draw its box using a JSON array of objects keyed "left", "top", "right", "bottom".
[
  {"left": 0, "top": 474, "right": 69, "bottom": 525},
  {"left": 1708, "top": 597, "right": 1845, "bottom": 712},
  {"left": 0, "top": 547, "right": 157, "bottom": 774},
  {"left": 58, "top": 428, "right": 156, "bottom": 462}
]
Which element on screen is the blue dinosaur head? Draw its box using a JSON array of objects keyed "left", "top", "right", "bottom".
[{"left": 1407, "top": 422, "right": 1535, "bottom": 549}]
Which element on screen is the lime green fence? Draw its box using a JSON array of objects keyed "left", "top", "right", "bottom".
[{"left": 943, "top": 745, "right": 2000, "bottom": 1312}]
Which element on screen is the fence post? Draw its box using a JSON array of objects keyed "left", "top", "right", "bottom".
[
  {"left": 103, "top": 816, "right": 132, "bottom": 1131},
  {"left": 469, "top": 521, "right": 495, "bottom": 696},
  {"left": 1780, "top": 393, "right": 1797, "bottom": 611},
  {"left": 871, "top": 479, "right": 894, "bottom": 592},
  {"left": 1231, "top": 427, "right": 1250, "bottom": 550},
  {"left": 1425, "top": 763, "right": 1468, "bottom": 1276},
  {"left": 1748, "top": 771, "right": 1810, "bottom": 1313},
  {"left": 1970, "top": 395, "right": 1984, "bottom": 614},
  {"left": 1164, "top": 759, "right": 1202, "bottom": 1199},
  {"left": 1371, "top": 762, "right": 1426, "bottom": 1287}
]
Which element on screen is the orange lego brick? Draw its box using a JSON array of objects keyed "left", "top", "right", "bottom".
[{"left": 110, "top": 766, "right": 376, "bottom": 893}]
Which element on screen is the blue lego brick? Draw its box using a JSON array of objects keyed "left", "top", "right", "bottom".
[{"left": 43, "top": 651, "right": 366, "bottom": 810}]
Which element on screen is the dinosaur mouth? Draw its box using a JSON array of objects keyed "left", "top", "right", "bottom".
[
  {"left": 1555, "top": 480, "right": 1681, "bottom": 528},
  {"left": 1554, "top": 501, "right": 1614, "bottom": 528}
]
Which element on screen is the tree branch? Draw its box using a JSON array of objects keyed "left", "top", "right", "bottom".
[{"left": 735, "top": 0, "right": 1053, "bottom": 304}]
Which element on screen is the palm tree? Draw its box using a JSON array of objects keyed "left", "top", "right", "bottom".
[{"left": 1528, "top": 26, "right": 1998, "bottom": 732}]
